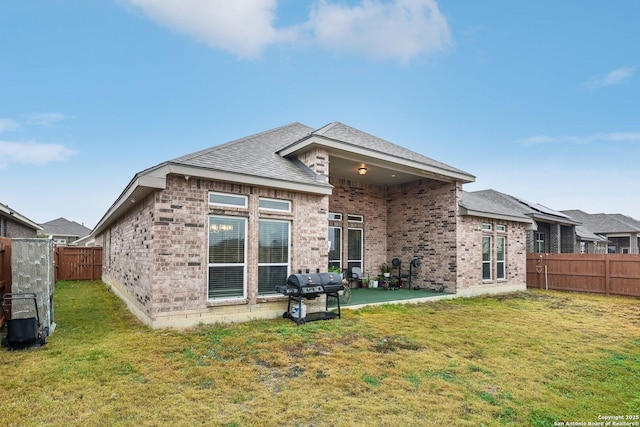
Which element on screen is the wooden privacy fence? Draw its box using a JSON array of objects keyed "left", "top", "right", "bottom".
[
  {"left": 527, "top": 253, "right": 640, "bottom": 297},
  {"left": 55, "top": 246, "right": 102, "bottom": 281}
]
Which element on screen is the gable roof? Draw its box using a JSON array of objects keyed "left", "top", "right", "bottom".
[
  {"left": 40, "top": 217, "right": 92, "bottom": 238},
  {"left": 279, "top": 121, "right": 475, "bottom": 183},
  {"left": 459, "top": 191, "right": 533, "bottom": 224},
  {"left": 0, "top": 202, "right": 42, "bottom": 232},
  {"left": 561, "top": 209, "right": 640, "bottom": 234},
  {"left": 94, "top": 121, "right": 474, "bottom": 236},
  {"left": 468, "top": 189, "right": 580, "bottom": 226},
  {"left": 169, "top": 122, "right": 325, "bottom": 187}
]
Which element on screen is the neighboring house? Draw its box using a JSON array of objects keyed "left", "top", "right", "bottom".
[
  {"left": 465, "top": 190, "right": 581, "bottom": 254},
  {"left": 39, "top": 217, "right": 92, "bottom": 246},
  {"left": 0, "top": 202, "right": 42, "bottom": 238},
  {"left": 93, "top": 122, "right": 528, "bottom": 328},
  {"left": 561, "top": 210, "right": 640, "bottom": 254}
]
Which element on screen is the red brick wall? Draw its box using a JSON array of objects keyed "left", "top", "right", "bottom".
[
  {"left": 456, "top": 215, "right": 527, "bottom": 289},
  {"left": 386, "top": 179, "right": 459, "bottom": 292},
  {"left": 101, "top": 174, "right": 327, "bottom": 322},
  {"left": 329, "top": 177, "right": 387, "bottom": 277}
]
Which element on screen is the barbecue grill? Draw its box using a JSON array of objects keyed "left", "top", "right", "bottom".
[{"left": 276, "top": 272, "right": 344, "bottom": 325}]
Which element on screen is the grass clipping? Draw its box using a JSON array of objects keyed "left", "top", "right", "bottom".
[{"left": 1, "top": 281, "right": 639, "bottom": 426}]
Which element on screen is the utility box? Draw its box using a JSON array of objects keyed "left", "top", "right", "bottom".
[{"left": 10, "top": 239, "right": 56, "bottom": 335}]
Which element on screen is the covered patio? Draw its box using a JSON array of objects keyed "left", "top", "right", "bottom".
[{"left": 327, "top": 287, "right": 455, "bottom": 310}]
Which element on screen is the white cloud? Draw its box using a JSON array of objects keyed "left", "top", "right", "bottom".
[
  {"left": 0, "top": 118, "right": 20, "bottom": 134},
  {"left": 583, "top": 66, "right": 635, "bottom": 90},
  {"left": 25, "top": 112, "right": 68, "bottom": 127},
  {"left": 0, "top": 140, "right": 77, "bottom": 169},
  {"left": 306, "top": 0, "right": 451, "bottom": 64},
  {"left": 126, "top": 0, "right": 451, "bottom": 63},
  {"left": 127, "top": 0, "right": 295, "bottom": 58},
  {"left": 519, "top": 132, "right": 640, "bottom": 145}
]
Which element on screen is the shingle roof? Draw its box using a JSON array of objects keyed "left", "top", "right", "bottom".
[
  {"left": 311, "top": 122, "right": 472, "bottom": 177},
  {"left": 470, "top": 189, "right": 579, "bottom": 225},
  {"left": 0, "top": 202, "right": 42, "bottom": 231},
  {"left": 40, "top": 217, "right": 92, "bottom": 238},
  {"left": 168, "top": 122, "right": 326, "bottom": 187},
  {"left": 561, "top": 210, "right": 640, "bottom": 233},
  {"left": 459, "top": 191, "right": 531, "bottom": 221}
]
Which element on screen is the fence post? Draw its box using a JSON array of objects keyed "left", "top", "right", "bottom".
[{"left": 604, "top": 256, "right": 610, "bottom": 296}]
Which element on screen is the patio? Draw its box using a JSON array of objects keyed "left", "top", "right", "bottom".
[{"left": 327, "top": 287, "right": 455, "bottom": 310}]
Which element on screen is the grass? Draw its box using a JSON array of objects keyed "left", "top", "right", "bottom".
[{"left": 1, "top": 281, "right": 639, "bottom": 426}]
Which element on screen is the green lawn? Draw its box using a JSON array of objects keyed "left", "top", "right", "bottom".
[{"left": 1, "top": 281, "right": 639, "bottom": 426}]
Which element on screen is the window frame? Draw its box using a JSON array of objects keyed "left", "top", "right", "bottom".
[
  {"left": 347, "top": 227, "right": 363, "bottom": 272},
  {"left": 496, "top": 236, "right": 506, "bottom": 280},
  {"left": 328, "top": 226, "right": 342, "bottom": 270},
  {"left": 482, "top": 235, "right": 492, "bottom": 281},
  {"left": 536, "top": 232, "right": 545, "bottom": 253},
  {"left": 258, "top": 197, "right": 291, "bottom": 213},
  {"left": 208, "top": 192, "right": 248, "bottom": 209},
  {"left": 257, "top": 219, "right": 291, "bottom": 297},
  {"left": 347, "top": 214, "right": 364, "bottom": 223},
  {"left": 207, "top": 215, "right": 247, "bottom": 301}
]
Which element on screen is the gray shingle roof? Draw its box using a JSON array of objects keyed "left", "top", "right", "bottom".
[
  {"left": 168, "top": 122, "right": 326, "bottom": 187},
  {"left": 40, "top": 217, "right": 92, "bottom": 238},
  {"left": 466, "top": 189, "right": 579, "bottom": 225},
  {"left": 459, "top": 191, "right": 530, "bottom": 220},
  {"left": 561, "top": 210, "right": 640, "bottom": 233},
  {"left": 312, "top": 122, "right": 472, "bottom": 177}
]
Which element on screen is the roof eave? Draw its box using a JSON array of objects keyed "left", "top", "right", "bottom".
[
  {"left": 92, "top": 163, "right": 332, "bottom": 237},
  {"left": 459, "top": 206, "right": 534, "bottom": 225},
  {"left": 279, "top": 136, "right": 475, "bottom": 184}
]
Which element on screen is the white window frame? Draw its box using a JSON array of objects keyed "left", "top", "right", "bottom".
[
  {"left": 328, "top": 226, "right": 342, "bottom": 270},
  {"left": 207, "top": 215, "right": 247, "bottom": 301},
  {"left": 482, "top": 223, "right": 492, "bottom": 231},
  {"left": 497, "top": 224, "right": 506, "bottom": 232},
  {"left": 497, "top": 236, "right": 506, "bottom": 280},
  {"left": 536, "top": 232, "right": 545, "bottom": 253},
  {"left": 482, "top": 235, "right": 492, "bottom": 281},
  {"left": 328, "top": 213, "right": 342, "bottom": 221},
  {"left": 209, "top": 192, "right": 248, "bottom": 209},
  {"left": 258, "top": 198, "right": 291, "bottom": 213},
  {"left": 257, "top": 219, "right": 291, "bottom": 297},
  {"left": 347, "top": 214, "right": 364, "bottom": 223},
  {"left": 347, "top": 227, "right": 363, "bottom": 272}
]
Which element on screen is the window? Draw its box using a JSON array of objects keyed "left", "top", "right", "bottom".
[
  {"left": 209, "top": 192, "right": 247, "bottom": 208},
  {"left": 622, "top": 247, "right": 630, "bottom": 254},
  {"left": 497, "top": 225, "right": 506, "bottom": 232},
  {"left": 347, "top": 214, "right": 363, "bottom": 223},
  {"left": 580, "top": 241, "right": 587, "bottom": 254},
  {"left": 328, "top": 226, "right": 342, "bottom": 270},
  {"left": 348, "top": 228, "right": 363, "bottom": 271},
  {"left": 259, "top": 198, "right": 291, "bottom": 212},
  {"left": 497, "top": 236, "right": 506, "bottom": 280},
  {"left": 482, "top": 223, "right": 492, "bottom": 231},
  {"left": 208, "top": 216, "right": 246, "bottom": 300},
  {"left": 328, "top": 213, "right": 342, "bottom": 221},
  {"left": 482, "top": 236, "right": 492, "bottom": 280},
  {"left": 536, "top": 232, "right": 545, "bottom": 253},
  {"left": 258, "top": 220, "right": 290, "bottom": 296}
]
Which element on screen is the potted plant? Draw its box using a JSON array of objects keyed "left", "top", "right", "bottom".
[
  {"left": 362, "top": 278, "right": 370, "bottom": 288},
  {"left": 380, "top": 263, "right": 391, "bottom": 278}
]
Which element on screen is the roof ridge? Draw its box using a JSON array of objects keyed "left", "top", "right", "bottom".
[{"left": 172, "top": 122, "right": 310, "bottom": 163}]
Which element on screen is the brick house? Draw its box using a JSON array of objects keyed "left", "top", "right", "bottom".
[
  {"left": 562, "top": 210, "right": 640, "bottom": 254},
  {"left": 0, "top": 202, "right": 42, "bottom": 238},
  {"left": 93, "top": 122, "right": 528, "bottom": 328}
]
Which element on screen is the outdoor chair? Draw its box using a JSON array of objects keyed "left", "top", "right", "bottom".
[{"left": 349, "top": 267, "right": 364, "bottom": 288}]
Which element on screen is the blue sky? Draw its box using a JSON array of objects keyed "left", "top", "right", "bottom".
[{"left": 1, "top": 0, "right": 639, "bottom": 229}]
